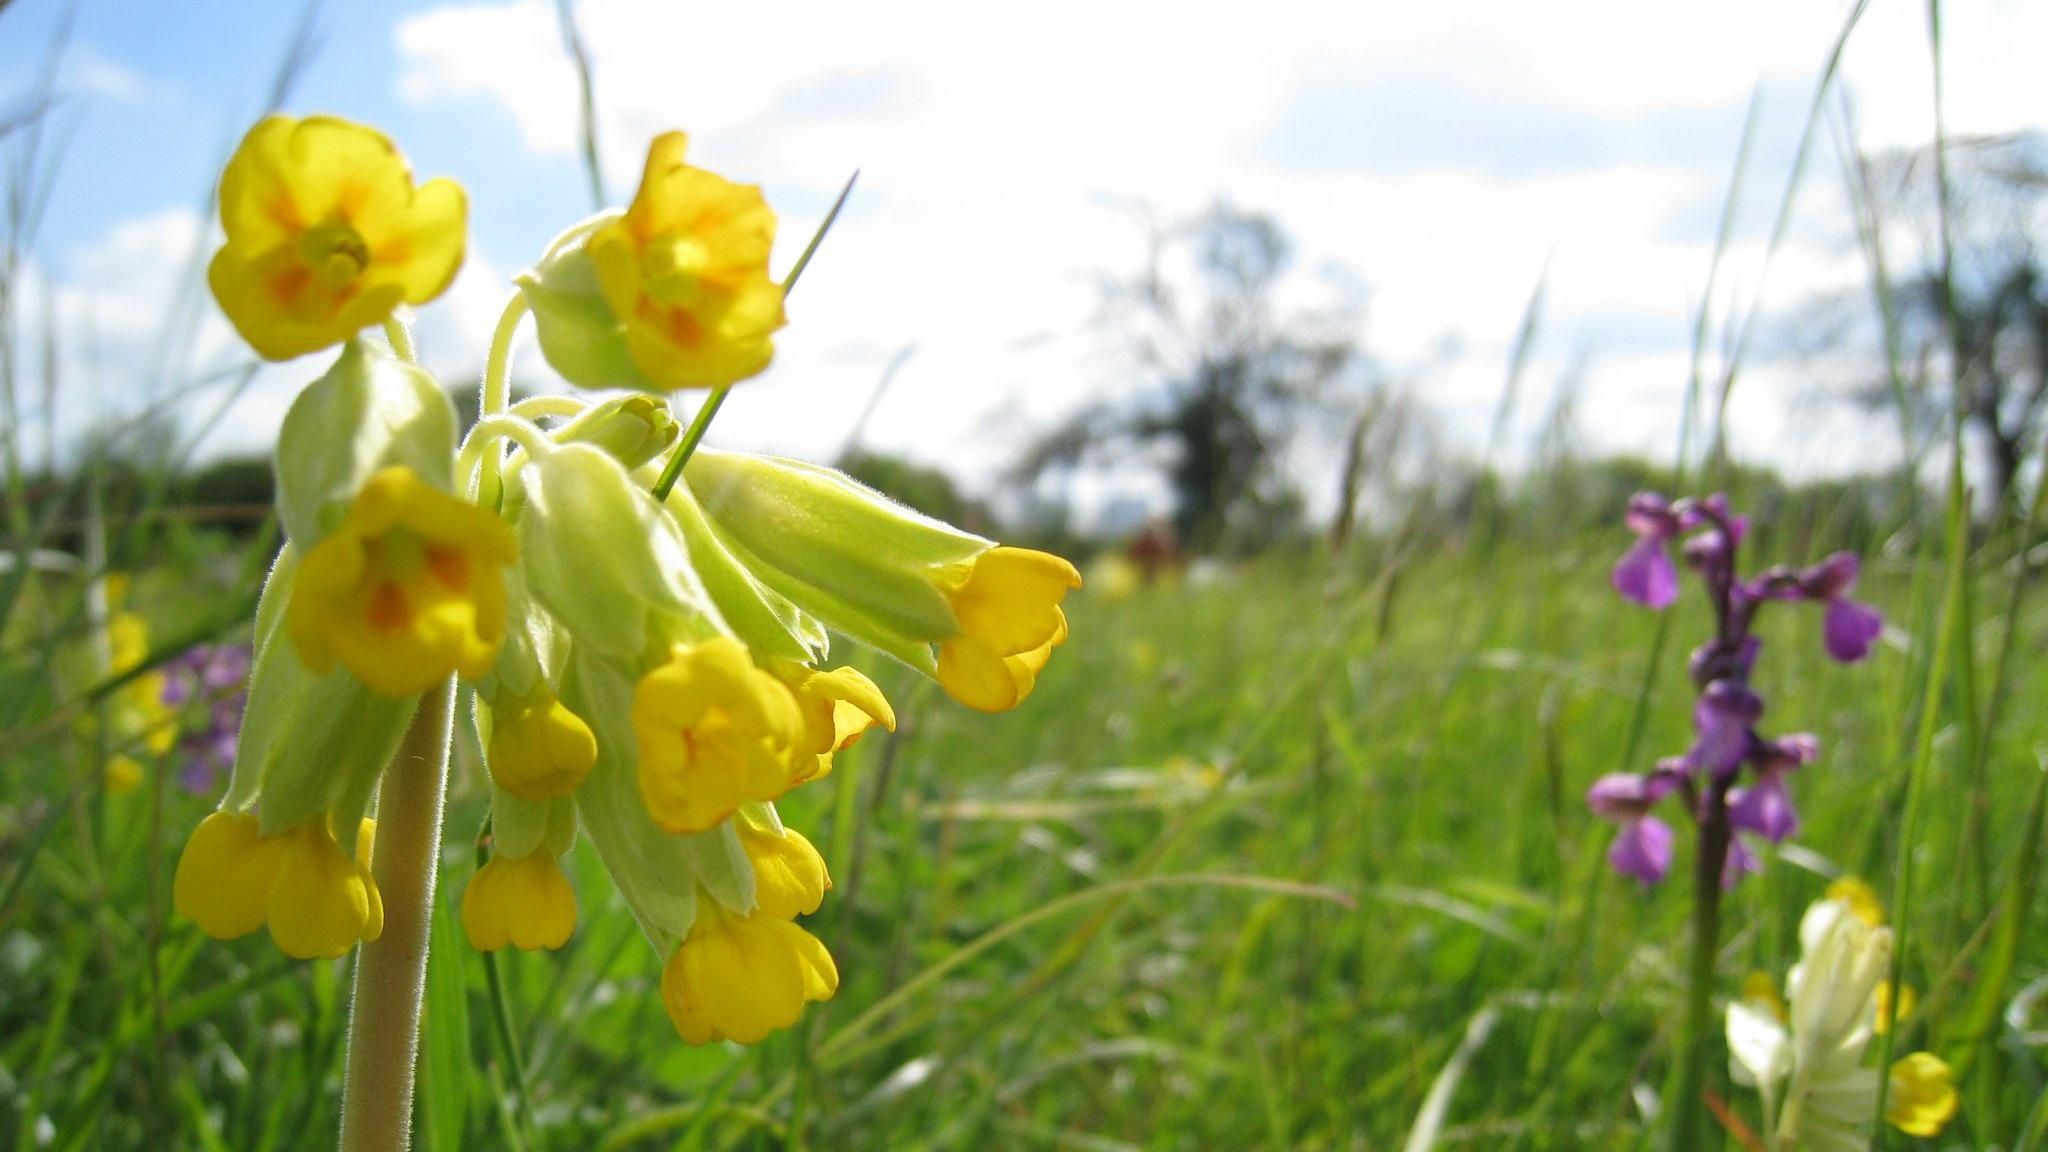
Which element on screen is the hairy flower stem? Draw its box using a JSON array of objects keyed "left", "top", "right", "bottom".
[
  {"left": 1670, "top": 790, "right": 1731, "bottom": 1152},
  {"left": 338, "top": 678, "right": 455, "bottom": 1152}
]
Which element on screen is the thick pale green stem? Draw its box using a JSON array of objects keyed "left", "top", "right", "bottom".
[
  {"left": 339, "top": 679, "right": 455, "bottom": 1152},
  {"left": 1669, "top": 793, "right": 1730, "bottom": 1152},
  {"left": 383, "top": 315, "right": 419, "bottom": 364}
]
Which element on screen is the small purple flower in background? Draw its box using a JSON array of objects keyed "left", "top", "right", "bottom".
[
  {"left": 1588, "top": 769, "right": 1681, "bottom": 884},
  {"left": 160, "top": 644, "right": 251, "bottom": 794},
  {"left": 1594, "top": 492, "right": 1882, "bottom": 891},
  {"left": 1613, "top": 493, "right": 1682, "bottom": 608}
]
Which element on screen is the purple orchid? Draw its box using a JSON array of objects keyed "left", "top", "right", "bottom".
[
  {"left": 1588, "top": 770, "right": 1682, "bottom": 884},
  {"left": 1613, "top": 493, "right": 1683, "bottom": 608},
  {"left": 160, "top": 644, "right": 251, "bottom": 795},
  {"left": 1590, "top": 492, "right": 1878, "bottom": 890}
]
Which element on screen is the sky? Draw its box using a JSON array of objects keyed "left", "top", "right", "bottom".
[{"left": 4, "top": 0, "right": 2046, "bottom": 519}]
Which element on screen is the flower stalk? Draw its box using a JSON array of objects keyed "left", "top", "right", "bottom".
[{"left": 339, "top": 678, "right": 454, "bottom": 1152}]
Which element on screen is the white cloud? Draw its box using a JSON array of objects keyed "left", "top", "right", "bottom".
[{"left": 31, "top": 0, "right": 2039, "bottom": 514}]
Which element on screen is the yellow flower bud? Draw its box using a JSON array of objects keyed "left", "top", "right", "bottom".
[
  {"left": 174, "top": 810, "right": 281, "bottom": 940},
  {"left": 630, "top": 637, "right": 804, "bottom": 834},
  {"left": 1885, "top": 1052, "right": 1958, "bottom": 1137},
  {"left": 207, "top": 115, "right": 467, "bottom": 361},
  {"left": 771, "top": 662, "right": 894, "bottom": 782},
  {"left": 737, "top": 820, "right": 829, "bottom": 920},
  {"left": 288, "top": 465, "right": 518, "bottom": 697},
  {"left": 485, "top": 690, "right": 598, "bottom": 800},
  {"left": 462, "top": 852, "right": 577, "bottom": 952},
  {"left": 104, "top": 756, "right": 144, "bottom": 794},
  {"left": 586, "top": 132, "right": 785, "bottom": 390},
  {"left": 267, "top": 819, "right": 382, "bottom": 960},
  {"left": 660, "top": 906, "right": 837, "bottom": 1045}
]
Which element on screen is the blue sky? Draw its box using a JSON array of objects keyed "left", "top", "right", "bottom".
[{"left": 6, "top": 0, "right": 2046, "bottom": 515}]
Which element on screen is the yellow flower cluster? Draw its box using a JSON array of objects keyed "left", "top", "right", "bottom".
[{"left": 175, "top": 111, "right": 1081, "bottom": 1058}]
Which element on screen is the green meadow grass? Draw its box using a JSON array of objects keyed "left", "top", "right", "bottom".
[{"left": 3, "top": 509, "right": 2044, "bottom": 1150}]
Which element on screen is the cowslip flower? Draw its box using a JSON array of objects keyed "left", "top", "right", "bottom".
[
  {"left": 586, "top": 132, "right": 786, "bottom": 389},
  {"left": 176, "top": 110, "right": 1080, "bottom": 1082},
  {"left": 661, "top": 818, "right": 837, "bottom": 1044},
  {"left": 173, "top": 810, "right": 384, "bottom": 959},
  {"left": 462, "top": 850, "right": 577, "bottom": 951},
  {"left": 631, "top": 636, "right": 806, "bottom": 834},
  {"left": 98, "top": 608, "right": 175, "bottom": 793},
  {"left": 209, "top": 115, "right": 467, "bottom": 361},
  {"left": 681, "top": 448, "right": 1082, "bottom": 712},
  {"left": 288, "top": 465, "right": 518, "bottom": 697}
]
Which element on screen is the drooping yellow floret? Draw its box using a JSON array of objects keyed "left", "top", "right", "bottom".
[
  {"left": 267, "top": 819, "right": 383, "bottom": 959},
  {"left": 486, "top": 690, "right": 598, "bottom": 800},
  {"left": 631, "top": 637, "right": 804, "bottom": 834},
  {"left": 174, "top": 810, "right": 282, "bottom": 940},
  {"left": 738, "top": 820, "right": 830, "bottom": 920},
  {"left": 660, "top": 904, "right": 837, "bottom": 1045},
  {"left": 1886, "top": 1052, "right": 1958, "bottom": 1137},
  {"left": 173, "top": 811, "right": 381, "bottom": 959},
  {"left": 933, "top": 547, "right": 1082, "bottom": 713},
  {"left": 772, "top": 662, "right": 894, "bottom": 782},
  {"left": 462, "top": 851, "right": 577, "bottom": 952},
  {"left": 588, "top": 132, "right": 785, "bottom": 389},
  {"left": 208, "top": 115, "right": 467, "bottom": 361},
  {"left": 288, "top": 466, "right": 518, "bottom": 697}
]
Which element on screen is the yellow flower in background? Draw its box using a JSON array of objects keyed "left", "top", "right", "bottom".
[
  {"left": 288, "top": 466, "right": 518, "bottom": 697},
  {"left": 485, "top": 690, "right": 598, "bottom": 800},
  {"left": 772, "top": 661, "right": 894, "bottom": 782},
  {"left": 631, "top": 637, "right": 804, "bottom": 834},
  {"left": 1886, "top": 1053, "right": 1959, "bottom": 1137},
  {"left": 1874, "top": 980, "right": 1916, "bottom": 1035},
  {"left": 1826, "top": 874, "right": 1884, "bottom": 926},
  {"left": 172, "top": 810, "right": 383, "bottom": 959},
  {"left": 209, "top": 115, "right": 467, "bottom": 361},
  {"left": 588, "top": 132, "right": 785, "bottom": 389},
  {"left": 660, "top": 902, "right": 837, "bottom": 1045},
  {"left": 933, "top": 547, "right": 1082, "bottom": 713},
  {"left": 462, "top": 851, "right": 577, "bottom": 951}
]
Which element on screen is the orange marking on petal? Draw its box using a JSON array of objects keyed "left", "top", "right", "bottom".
[
  {"left": 424, "top": 547, "right": 469, "bottom": 592},
  {"left": 366, "top": 581, "right": 410, "bottom": 633},
  {"left": 269, "top": 265, "right": 311, "bottom": 307},
  {"left": 660, "top": 305, "right": 704, "bottom": 349}
]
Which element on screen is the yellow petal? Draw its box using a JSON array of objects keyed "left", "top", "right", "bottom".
[
  {"left": 174, "top": 810, "right": 280, "bottom": 939},
  {"left": 265, "top": 822, "right": 376, "bottom": 959},
  {"left": 739, "top": 822, "right": 829, "bottom": 920},
  {"left": 661, "top": 913, "right": 835, "bottom": 1045},
  {"left": 462, "top": 853, "right": 576, "bottom": 952},
  {"left": 1886, "top": 1052, "right": 1958, "bottom": 1137},
  {"left": 940, "top": 546, "right": 1082, "bottom": 657}
]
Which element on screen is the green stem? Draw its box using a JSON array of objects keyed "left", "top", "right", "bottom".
[
  {"left": 338, "top": 679, "right": 456, "bottom": 1152},
  {"left": 645, "top": 169, "right": 860, "bottom": 503},
  {"left": 1670, "top": 793, "right": 1730, "bottom": 1152},
  {"left": 479, "top": 293, "right": 531, "bottom": 507},
  {"left": 382, "top": 315, "right": 419, "bottom": 364}
]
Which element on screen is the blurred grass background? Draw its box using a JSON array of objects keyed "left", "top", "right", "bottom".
[{"left": 4, "top": 0, "right": 2048, "bottom": 1149}]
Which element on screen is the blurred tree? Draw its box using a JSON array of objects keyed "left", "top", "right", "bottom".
[
  {"left": 1017, "top": 203, "right": 1362, "bottom": 553},
  {"left": 1839, "top": 132, "right": 2048, "bottom": 516}
]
